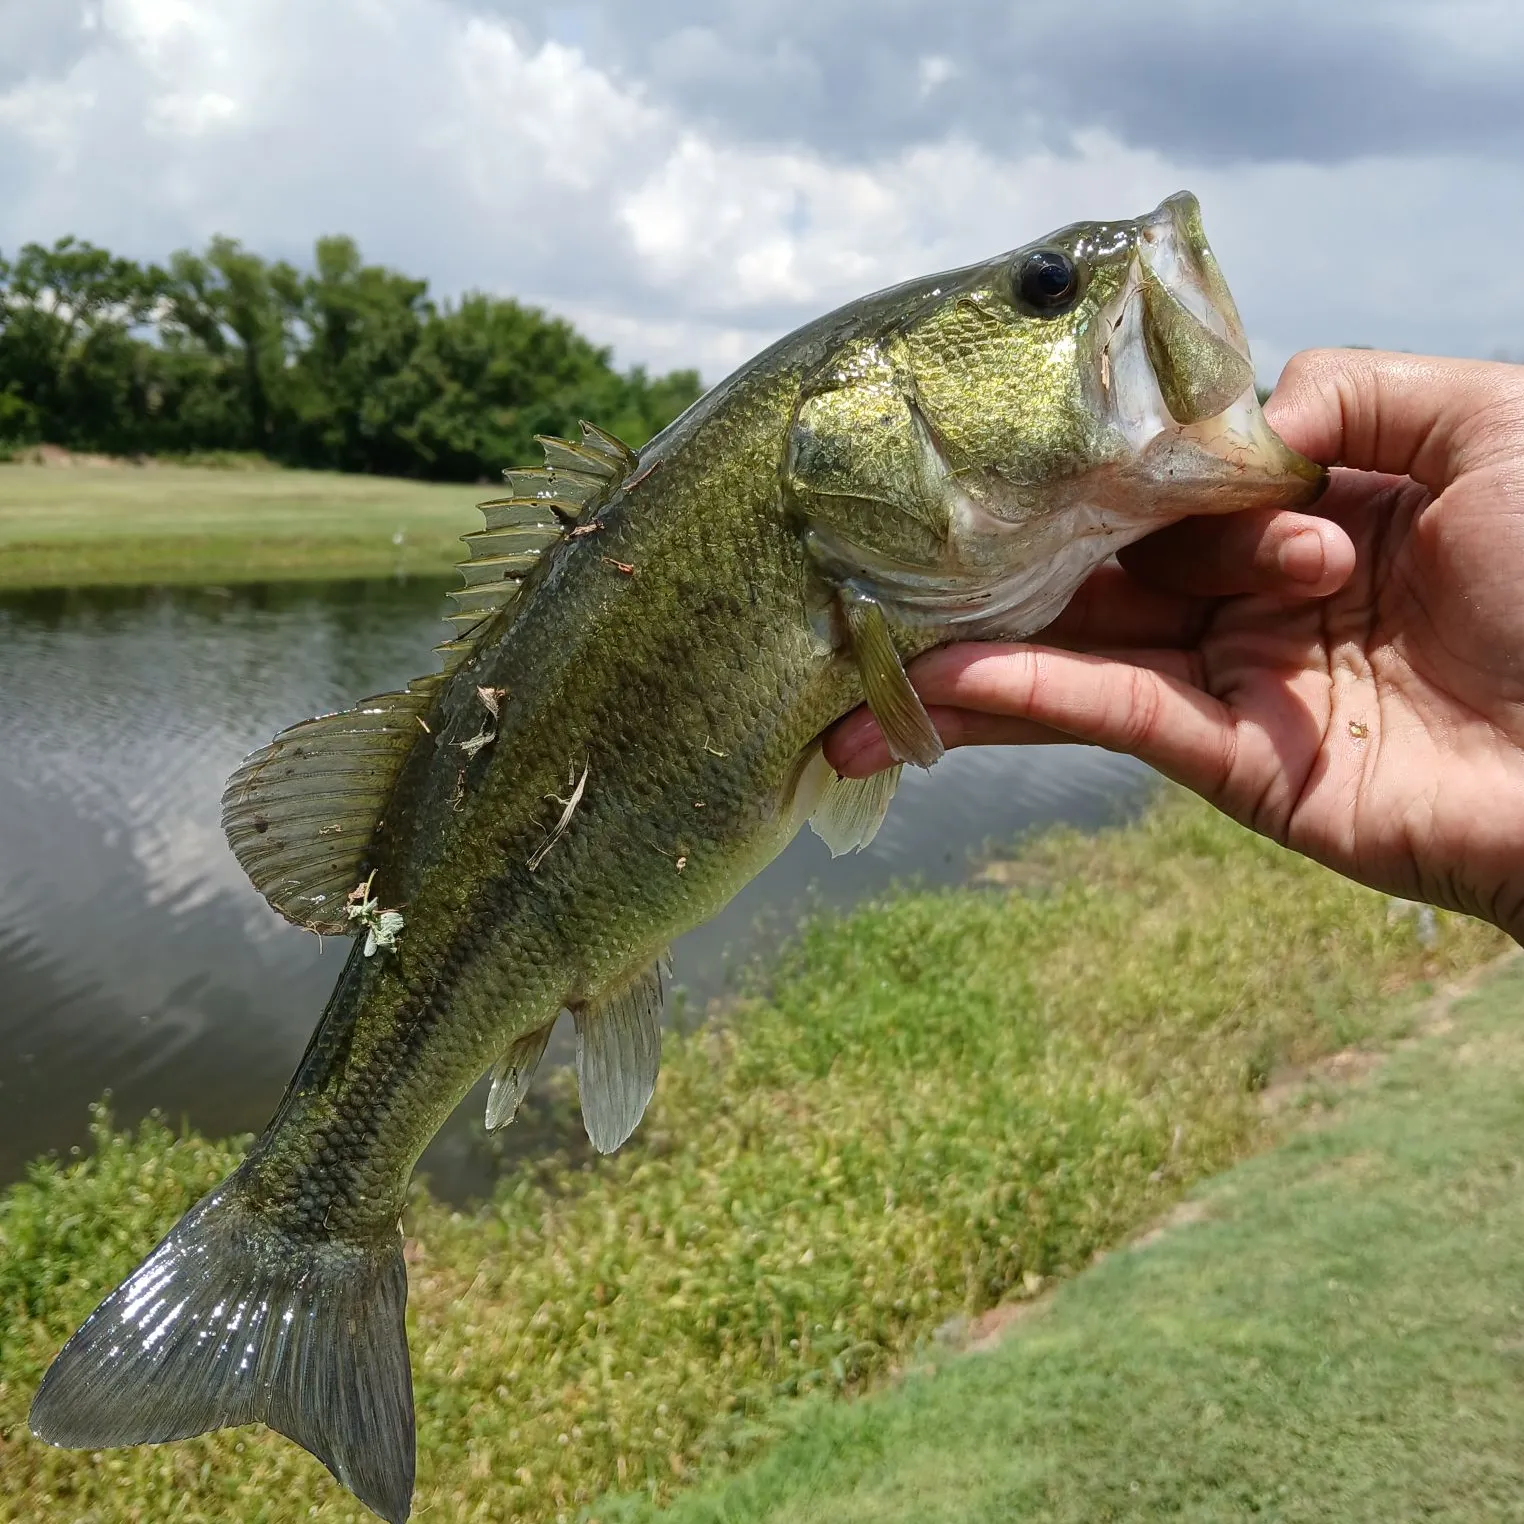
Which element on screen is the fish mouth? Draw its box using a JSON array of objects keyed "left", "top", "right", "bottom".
[{"left": 1104, "top": 191, "right": 1325, "bottom": 513}]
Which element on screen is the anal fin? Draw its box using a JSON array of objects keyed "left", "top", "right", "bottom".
[
  {"left": 840, "top": 588, "right": 944, "bottom": 769},
  {"left": 485, "top": 1021, "right": 555, "bottom": 1131},
  {"left": 810, "top": 764, "right": 902, "bottom": 856},
  {"left": 573, "top": 960, "right": 665, "bottom": 1155}
]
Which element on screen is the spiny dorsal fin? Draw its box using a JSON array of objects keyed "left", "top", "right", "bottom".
[
  {"left": 578, "top": 420, "right": 640, "bottom": 472},
  {"left": 222, "top": 676, "right": 442, "bottom": 933},
  {"left": 439, "top": 421, "right": 639, "bottom": 667}
]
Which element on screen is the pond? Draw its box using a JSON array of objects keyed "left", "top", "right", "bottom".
[{"left": 0, "top": 580, "right": 1152, "bottom": 1200}]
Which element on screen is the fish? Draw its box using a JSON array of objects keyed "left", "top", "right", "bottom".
[{"left": 29, "top": 191, "right": 1324, "bottom": 1521}]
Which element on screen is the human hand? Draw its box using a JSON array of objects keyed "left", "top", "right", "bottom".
[{"left": 824, "top": 350, "right": 1524, "bottom": 940}]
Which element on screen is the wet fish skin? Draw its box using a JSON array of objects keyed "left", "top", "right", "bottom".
[{"left": 30, "top": 192, "right": 1324, "bottom": 1522}]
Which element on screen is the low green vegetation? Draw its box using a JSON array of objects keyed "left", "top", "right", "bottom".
[
  {"left": 638, "top": 956, "right": 1524, "bottom": 1524},
  {"left": 0, "top": 461, "right": 478, "bottom": 587},
  {"left": 0, "top": 794, "right": 1506, "bottom": 1522}
]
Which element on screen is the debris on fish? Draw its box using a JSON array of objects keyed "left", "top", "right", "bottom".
[
  {"left": 345, "top": 872, "right": 405, "bottom": 957},
  {"left": 31, "top": 192, "right": 1325, "bottom": 1522}
]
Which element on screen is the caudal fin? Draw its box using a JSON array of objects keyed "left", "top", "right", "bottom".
[{"left": 29, "top": 1175, "right": 415, "bottom": 1523}]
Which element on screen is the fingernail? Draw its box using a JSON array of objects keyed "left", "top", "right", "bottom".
[
  {"left": 1277, "top": 529, "right": 1325, "bottom": 584},
  {"left": 831, "top": 747, "right": 870, "bottom": 779}
]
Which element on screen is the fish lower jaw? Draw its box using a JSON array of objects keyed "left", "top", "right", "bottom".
[
  {"left": 1127, "top": 397, "right": 1327, "bottom": 513},
  {"left": 1100, "top": 255, "right": 1322, "bottom": 509}
]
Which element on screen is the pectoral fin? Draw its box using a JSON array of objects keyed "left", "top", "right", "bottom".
[
  {"left": 573, "top": 960, "right": 665, "bottom": 1154},
  {"left": 840, "top": 589, "right": 944, "bottom": 769}
]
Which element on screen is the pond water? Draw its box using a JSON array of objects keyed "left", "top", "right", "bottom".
[{"left": 0, "top": 580, "right": 1152, "bottom": 1201}]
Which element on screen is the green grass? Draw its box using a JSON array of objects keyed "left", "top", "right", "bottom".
[
  {"left": 0, "top": 461, "right": 480, "bottom": 588},
  {"left": 0, "top": 793, "right": 1507, "bottom": 1522},
  {"left": 633, "top": 956, "right": 1524, "bottom": 1524}
]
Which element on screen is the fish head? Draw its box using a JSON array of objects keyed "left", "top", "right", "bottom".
[{"left": 789, "top": 191, "right": 1326, "bottom": 631}]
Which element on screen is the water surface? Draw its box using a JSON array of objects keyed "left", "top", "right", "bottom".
[{"left": 0, "top": 580, "right": 1151, "bottom": 1199}]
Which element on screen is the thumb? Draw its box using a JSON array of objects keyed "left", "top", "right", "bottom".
[{"left": 1265, "top": 348, "right": 1524, "bottom": 492}]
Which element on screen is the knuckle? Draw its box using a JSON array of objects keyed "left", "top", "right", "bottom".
[
  {"left": 1111, "top": 667, "right": 1162, "bottom": 752},
  {"left": 1276, "top": 347, "right": 1346, "bottom": 394},
  {"left": 1022, "top": 649, "right": 1055, "bottom": 715}
]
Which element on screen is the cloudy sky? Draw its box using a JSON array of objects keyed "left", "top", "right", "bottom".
[{"left": 2, "top": 0, "right": 1521, "bottom": 385}]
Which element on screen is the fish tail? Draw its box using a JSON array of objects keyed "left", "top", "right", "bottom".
[{"left": 29, "top": 1169, "right": 414, "bottom": 1523}]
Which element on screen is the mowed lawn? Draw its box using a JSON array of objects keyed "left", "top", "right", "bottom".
[
  {"left": 633, "top": 956, "right": 1524, "bottom": 1524},
  {"left": 0, "top": 462, "right": 480, "bottom": 588}
]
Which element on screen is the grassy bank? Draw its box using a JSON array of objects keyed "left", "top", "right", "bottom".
[
  {"left": 0, "top": 461, "right": 477, "bottom": 589},
  {"left": 0, "top": 794, "right": 1507, "bottom": 1522},
  {"left": 637, "top": 954, "right": 1524, "bottom": 1524}
]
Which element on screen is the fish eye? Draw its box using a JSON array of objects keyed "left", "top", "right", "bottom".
[{"left": 1014, "top": 248, "right": 1082, "bottom": 315}]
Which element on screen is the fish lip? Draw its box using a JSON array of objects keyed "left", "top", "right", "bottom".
[
  {"left": 1129, "top": 422, "right": 1328, "bottom": 514},
  {"left": 1136, "top": 191, "right": 1250, "bottom": 361},
  {"left": 1098, "top": 191, "right": 1326, "bottom": 510}
]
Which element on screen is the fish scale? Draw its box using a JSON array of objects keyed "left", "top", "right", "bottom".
[{"left": 31, "top": 191, "right": 1325, "bottom": 1522}]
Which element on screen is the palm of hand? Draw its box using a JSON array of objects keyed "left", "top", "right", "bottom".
[{"left": 1197, "top": 462, "right": 1524, "bottom": 928}]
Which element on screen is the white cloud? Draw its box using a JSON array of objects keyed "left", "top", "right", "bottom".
[
  {"left": 449, "top": 21, "right": 663, "bottom": 193},
  {"left": 917, "top": 55, "right": 955, "bottom": 97},
  {"left": 0, "top": 0, "right": 1520, "bottom": 390}
]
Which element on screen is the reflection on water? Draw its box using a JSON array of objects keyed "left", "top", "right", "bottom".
[{"left": 0, "top": 581, "right": 1151, "bottom": 1200}]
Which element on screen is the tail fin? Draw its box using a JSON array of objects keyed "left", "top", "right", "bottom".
[{"left": 29, "top": 1176, "right": 415, "bottom": 1523}]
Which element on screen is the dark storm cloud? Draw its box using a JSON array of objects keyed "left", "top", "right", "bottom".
[{"left": 461, "top": 0, "right": 1524, "bottom": 166}]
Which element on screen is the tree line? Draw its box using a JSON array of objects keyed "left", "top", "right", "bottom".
[{"left": 0, "top": 234, "right": 703, "bottom": 480}]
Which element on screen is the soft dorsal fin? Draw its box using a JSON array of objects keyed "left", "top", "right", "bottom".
[
  {"left": 224, "top": 423, "right": 639, "bottom": 931},
  {"left": 221, "top": 676, "right": 443, "bottom": 933}
]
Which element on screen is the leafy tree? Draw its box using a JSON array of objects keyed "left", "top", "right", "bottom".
[
  {"left": 0, "top": 233, "right": 704, "bottom": 478},
  {"left": 393, "top": 293, "right": 678, "bottom": 480},
  {"left": 281, "top": 236, "right": 432, "bottom": 475},
  {"left": 154, "top": 237, "right": 302, "bottom": 454},
  {"left": 0, "top": 237, "right": 161, "bottom": 452}
]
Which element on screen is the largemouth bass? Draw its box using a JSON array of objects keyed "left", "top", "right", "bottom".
[{"left": 31, "top": 192, "right": 1323, "bottom": 1521}]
